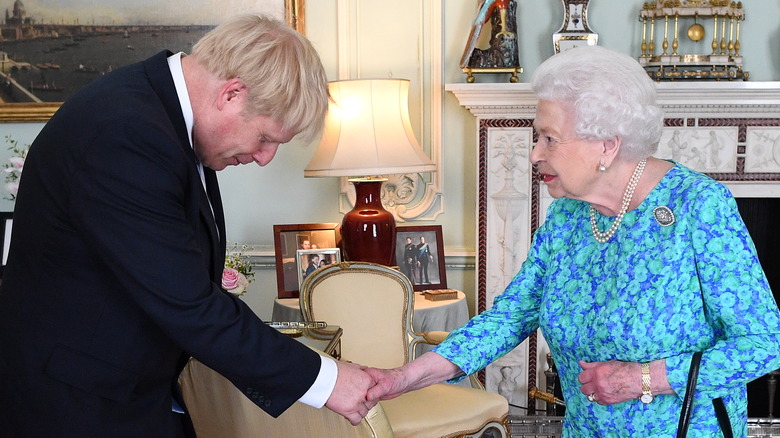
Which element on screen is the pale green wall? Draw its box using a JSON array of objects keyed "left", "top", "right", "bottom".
[{"left": 2, "top": 1, "right": 779, "bottom": 319}]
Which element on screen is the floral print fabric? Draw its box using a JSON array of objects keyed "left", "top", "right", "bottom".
[{"left": 434, "top": 163, "right": 780, "bottom": 437}]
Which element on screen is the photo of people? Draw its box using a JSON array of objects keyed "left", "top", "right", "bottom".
[
  {"left": 296, "top": 248, "right": 341, "bottom": 289},
  {"left": 272, "top": 223, "right": 341, "bottom": 298},
  {"left": 394, "top": 226, "right": 447, "bottom": 291}
]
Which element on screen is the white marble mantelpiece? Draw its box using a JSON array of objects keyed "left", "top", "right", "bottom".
[
  {"left": 447, "top": 81, "right": 780, "bottom": 412},
  {"left": 447, "top": 82, "right": 780, "bottom": 118}
]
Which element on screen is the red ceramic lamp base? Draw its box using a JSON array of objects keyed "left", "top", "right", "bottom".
[{"left": 341, "top": 179, "right": 396, "bottom": 266}]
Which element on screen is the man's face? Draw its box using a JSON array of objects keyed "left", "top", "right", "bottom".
[{"left": 193, "top": 80, "right": 297, "bottom": 171}]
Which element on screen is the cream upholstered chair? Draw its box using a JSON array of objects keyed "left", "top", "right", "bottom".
[
  {"left": 300, "top": 261, "right": 509, "bottom": 438},
  {"left": 179, "top": 357, "right": 394, "bottom": 438}
]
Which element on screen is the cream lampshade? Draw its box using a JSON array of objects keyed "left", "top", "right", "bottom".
[{"left": 304, "top": 78, "right": 435, "bottom": 266}]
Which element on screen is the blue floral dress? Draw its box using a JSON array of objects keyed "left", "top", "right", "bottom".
[{"left": 434, "top": 163, "right": 780, "bottom": 437}]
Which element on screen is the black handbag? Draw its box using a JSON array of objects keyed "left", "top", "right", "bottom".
[{"left": 677, "top": 351, "right": 734, "bottom": 438}]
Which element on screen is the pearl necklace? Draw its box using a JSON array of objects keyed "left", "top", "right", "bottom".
[{"left": 589, "top": 158, "right": 647, "bottom": 243}]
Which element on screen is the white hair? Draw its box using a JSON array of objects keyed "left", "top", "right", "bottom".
[{"left": 530, "top": 45, "right": 664, "bottom": 160}]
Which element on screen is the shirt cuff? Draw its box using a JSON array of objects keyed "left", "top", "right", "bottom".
[{"left": 297, "top": 355, "right": 338, "bottom": 408}]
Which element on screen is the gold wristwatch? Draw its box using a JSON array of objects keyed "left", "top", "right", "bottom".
[{"left": 640, "top": 362, "right": 654, "bottom": 404}]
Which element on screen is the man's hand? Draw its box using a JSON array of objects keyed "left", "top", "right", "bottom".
[{"left": 325, "top": 361, "right": 377, "bottom": 425}]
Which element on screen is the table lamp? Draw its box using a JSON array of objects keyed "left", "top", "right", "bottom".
[{"left": 304, "top": 78, "right": 435, "bottom": 266}]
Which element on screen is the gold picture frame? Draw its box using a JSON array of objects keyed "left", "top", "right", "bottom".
[{"left": 0, "top": 0, "right": 304, "bottom": 123}]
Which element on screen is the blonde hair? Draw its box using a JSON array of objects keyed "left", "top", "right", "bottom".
[{"left": 192, "top": 14, "right": 328, "bottom": 140}]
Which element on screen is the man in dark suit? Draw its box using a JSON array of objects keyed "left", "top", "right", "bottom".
[
  {"left": 417, "top": 235, "right": 433, "bottom": 284},
  {"left": 402, "top": 236, "right": 418, "bottom": 284},
  {"left": 0, "top": 15, "right": 375, "bottom": 437}
]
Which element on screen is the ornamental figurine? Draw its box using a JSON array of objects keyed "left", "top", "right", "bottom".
[{"left": 460, "top": 0, "right": 522, "bottom": 83}]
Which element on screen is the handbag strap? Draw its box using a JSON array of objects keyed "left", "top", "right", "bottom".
[
  {"left": 677, "top": 351, "right": 703, "bottom": 438},
  {"left": 713, "top": 397, "right": 734, "bottom": 438},
  {"left": 676, "top": 351, "right": 734, "bottom": 438}
]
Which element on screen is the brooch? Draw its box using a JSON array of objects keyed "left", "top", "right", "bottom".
[{"left": 653, "top": 206, "right": 675, "bottom": 227}]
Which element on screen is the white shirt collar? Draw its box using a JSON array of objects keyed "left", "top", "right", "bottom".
[
  {"left": 166, "top": 52, "right": 194, "bottom": 148},
  {"left": 167, "top": 51, "right": 215, "bottom": 230}
]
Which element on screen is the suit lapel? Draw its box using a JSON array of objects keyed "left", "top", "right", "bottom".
[{"left": 143, "top": 51, "right": 226, "bottom": 281}]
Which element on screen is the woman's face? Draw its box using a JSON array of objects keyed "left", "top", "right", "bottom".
[{"left": 530, "top": 100, "right": 604, "bottom": 201}]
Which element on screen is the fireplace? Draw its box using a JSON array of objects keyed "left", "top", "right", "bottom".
[
  {"left": 738, "top": 197, "right": 780, "bottom": 417},
  {"left": 447, "top": 81, "right": 780, "bottom": 415}
]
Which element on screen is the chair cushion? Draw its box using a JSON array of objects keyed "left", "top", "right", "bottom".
[{"left": 379, "top": 383, "right": 508, "bottom": 438}]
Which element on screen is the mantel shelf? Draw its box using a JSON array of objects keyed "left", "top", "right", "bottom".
[{"left": 446, "top": 81, "right": 780, "bottom": 118}]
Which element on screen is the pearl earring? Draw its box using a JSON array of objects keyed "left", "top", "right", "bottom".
[{"left": 598, "top": 164, "right": 606, "bottom": 172}]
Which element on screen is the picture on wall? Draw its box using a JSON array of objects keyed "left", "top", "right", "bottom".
[
  {"left": 393, "top": 225, "right": 447, "bottom": 292},
  {"left": 273, "top": 223, "right": 340, "bottom": 298},
  {"left": 0, "top": 0, "right": 304, "bottom": 121}
]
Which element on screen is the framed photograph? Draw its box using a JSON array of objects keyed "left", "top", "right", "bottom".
[
  {"left": 0, "top": 212, "right": 12, "bottom": 277},
  {"left": 393, "top": 225, "right": 447, "bottom": 292},
  {"left": 273, "top": 223, "right": 341, "bottom": 298},
  {"left": 0, "top": 0, "right": 305, "bottom": 123},
  {"left": 296, "top": 248, "right": 341, "bottom": 289}
]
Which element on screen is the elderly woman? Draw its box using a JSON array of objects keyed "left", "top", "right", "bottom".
[{"left": 367, "top": 45, "right": 780, "bottom": 436}]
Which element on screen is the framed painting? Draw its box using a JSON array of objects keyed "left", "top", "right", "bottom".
[
  {"left": 0, "top": 0, "right": 305, "bottom": 123},
  {"left": 296, "top": 248, "right": 341, "bottom": 290},
  {"left": 272, "top": 223, "right": 341, "bottom": 298},
  {"left": 0, "top": 211, "right": 12, "bottom": 277},
  {"left": 393, "top": 225, "right": 447, "bottom": 292}
]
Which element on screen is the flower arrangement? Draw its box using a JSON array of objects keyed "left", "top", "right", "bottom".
[
  {"left": 3, "top": 135, "right": 28, "bottom": 201},
  {"left": 222, "top": 243, "right": 255, "bottom": 296}
]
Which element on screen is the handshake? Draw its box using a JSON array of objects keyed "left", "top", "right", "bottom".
[{"left": 324, "top": 352, "right": 461, "bottom": 425}]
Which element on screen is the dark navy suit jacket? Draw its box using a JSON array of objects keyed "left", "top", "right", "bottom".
[{"left": 0, "top": 51, "right": 320, "bottom": 437}]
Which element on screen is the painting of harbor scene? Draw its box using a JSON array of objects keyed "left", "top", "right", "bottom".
[{"left": 0, "top": 0, "right": 287, "bottom": 104}]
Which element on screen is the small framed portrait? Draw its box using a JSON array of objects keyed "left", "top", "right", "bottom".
[
  {"left": 273, "top": 223, "right": 341, "bottom": 298},
  {"left": 296, "top": 248, "right": 341, "bottom": 290},
  {"left": 393, "top": 225, "right": 447, "bottom": 291},
  {"left": 0, "top": 212, "right": 12, "bottom": 277}
]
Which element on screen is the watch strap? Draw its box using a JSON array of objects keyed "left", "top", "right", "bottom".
[{"left": 641, "top": 362, "right": 653, "bottom": 401}]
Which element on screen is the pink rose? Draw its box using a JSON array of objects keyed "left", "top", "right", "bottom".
[
  {"left": 8, "top": 156, "right": 24, "bottom": 170},
  {"left": 222, "top": 268, "right": 249, "bottom": 296}
]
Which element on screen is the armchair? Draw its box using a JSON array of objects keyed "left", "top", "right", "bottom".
[
  {"left": 179, "top": 357, "right": 394, "bottom": 438},
  {"left": 300, "top": 261, "right": 509, "bottom": 438}
]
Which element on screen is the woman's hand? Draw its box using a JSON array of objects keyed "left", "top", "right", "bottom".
[
  {"left": 365, "top": 352, "right": 463, "bottom": 402},
  {"left": 577, "top": 359, "right": 672, "bottom": 405}
]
